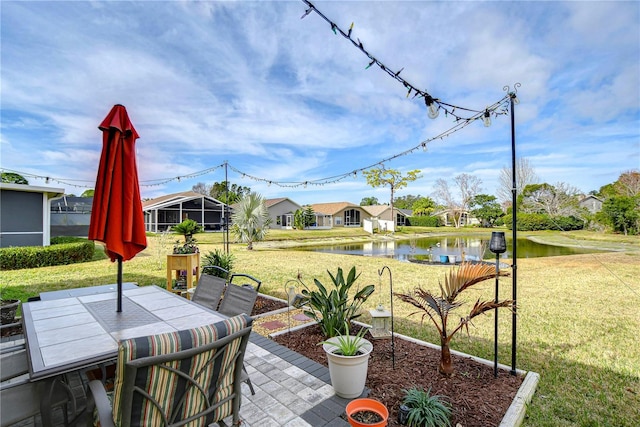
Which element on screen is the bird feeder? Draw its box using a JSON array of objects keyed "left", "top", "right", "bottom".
[{"left": 369, "top": 304, "right": 392, "bottom": 339}]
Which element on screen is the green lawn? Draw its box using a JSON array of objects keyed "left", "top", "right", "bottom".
[{"left": 2, "top": 228, "right": 639, "bottom": 426}]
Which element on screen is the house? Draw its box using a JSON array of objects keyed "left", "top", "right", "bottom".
[
  {"left": 309, "top": 202, "right": 367, "bottom": 228},
  {"left": 264, "top": 198, "right": 302, "bottom": 229},
  {"left": 361, "top": 205, "right": 412, "bottom": 229},
  {"left": 433, "top": 209, "right": 480, "bottom": 227},
  {"left": 142, "top": 191, "right": 228, "bottom": 233},
  {"left": 0, "top": 183, "right": 64, "bottom": 247},
  {"left": 579, "top": 195, "right": 603, "bottom": 214},
  {"left": 50, "top": 195, "right": 93, "bottom": 237}
]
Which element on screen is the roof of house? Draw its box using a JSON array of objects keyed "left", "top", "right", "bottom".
[
  {"left": 361, "top": 204, "right": 412, "bottom": 217},
  {"left": 309, "top": 201, "right": 360, "bottom": 215},
  {"left": 142, "top": 191, "right": 224, "bottom": 210},
  {"left": 264, "top": 197, "right": 301, "bottom": 209}
]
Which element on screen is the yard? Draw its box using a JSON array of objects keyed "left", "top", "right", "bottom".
[{"left": 2, "top": 228, "right": 639, "bottom": 426}]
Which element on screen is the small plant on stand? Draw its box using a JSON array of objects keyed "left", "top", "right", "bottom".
[{"left": 401, "top": 387, "right": 451, "bottom": 427}]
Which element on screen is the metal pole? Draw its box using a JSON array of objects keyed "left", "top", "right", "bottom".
[
  {"left": 494, "top": 253, "right": 499, "bottom": 378},
  {"left": 225, "top": 161, "right": 230, "bottom": 255},
  {"left": 510, "top": 91, "right": 518, "bottom": 375}
]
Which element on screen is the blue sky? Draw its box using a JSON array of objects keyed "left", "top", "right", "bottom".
[{"left": 2, "top": 1, "right": 638, "bottom": 206}]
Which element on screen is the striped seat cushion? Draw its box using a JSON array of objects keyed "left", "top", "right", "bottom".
[{"left": 111, "top": 314, "right": 252, "bottom": 427}]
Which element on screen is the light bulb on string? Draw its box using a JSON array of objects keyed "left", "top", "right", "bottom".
[
  {"left": 425, "top": 95, "right": 439, "bottom": 119},
  {"left": 483, "top": 110, "right": 491, "bottom": 127}
]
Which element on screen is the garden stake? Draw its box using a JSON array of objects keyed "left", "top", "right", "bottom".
[{"left": 378, "top": 266, "right": 395, "bottom": 369}]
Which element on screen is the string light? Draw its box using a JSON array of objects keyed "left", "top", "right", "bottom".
[
  {"left": 425, "top": 95, "right": 439, "bottom": 119},
  {"left": 300, "top": 0, "right": 506, "bottom": 123},
  {"left": 483, "top": 110, "right": 492, "bottom": 127}
]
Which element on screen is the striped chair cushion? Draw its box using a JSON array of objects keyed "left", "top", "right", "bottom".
[{"left": 111, "top": 314, "right": 252, "bottom": 427}]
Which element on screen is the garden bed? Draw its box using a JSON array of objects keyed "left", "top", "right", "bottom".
[{"left": 273, "top": 322, "right": 536, "bottom": 427}]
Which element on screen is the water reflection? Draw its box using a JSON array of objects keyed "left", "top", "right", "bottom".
[{"left": 295, "top": 235, "right": 602, "bottom": 261}]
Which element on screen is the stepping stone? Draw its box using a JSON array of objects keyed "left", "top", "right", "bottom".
[
  {"left": 261, "top": 320, "right": 287, "bottom": 330},
  {"left": 293, "top": 313, "right": 311, "bottom": 322}
]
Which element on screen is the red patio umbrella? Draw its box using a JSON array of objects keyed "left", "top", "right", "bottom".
[{"left": 88, "top": 104, "right": 147, "bottom": 312}]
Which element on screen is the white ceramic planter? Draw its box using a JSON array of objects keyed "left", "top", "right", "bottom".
[{"left": 323, "top": 336, "right": 373, "bottom": 398}]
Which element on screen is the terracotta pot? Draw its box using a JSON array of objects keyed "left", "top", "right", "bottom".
[{"left": 346, "top": 398, "right": 389, "bottom": 427}]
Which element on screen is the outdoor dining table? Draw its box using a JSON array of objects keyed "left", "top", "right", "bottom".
[{"left": 20, "top": 285, "right": 227, "bottom": 425}]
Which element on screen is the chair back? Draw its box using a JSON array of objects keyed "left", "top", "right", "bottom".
[
  {"left": 112, "top": 314, "right": 253, "bottom": 427},
  {"left": 191, "top": 274, "right": 226, "bottom": 311},
  {"left": 217, "top": 284, "right": 258, "bottom": 317}
]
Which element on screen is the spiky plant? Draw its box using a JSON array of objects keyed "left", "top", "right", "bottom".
[
  {"left": 230, "top": 192, "right": 272, "bottom": 250},
  {"left": 394, "top": 262, "right": 513, "bottom": 375},
  {"left": 402, "top": 387, "right": 452, "bottom": 427}
]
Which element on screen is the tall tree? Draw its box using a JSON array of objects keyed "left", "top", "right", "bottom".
[
  {"left": 597, "top": 196, "right": 639, "bottom": 235},
  {"left": 192, "top": 182, "right": 212, "bottom": 196},
  {"left": 1, "top": 172, "right": 29, "bottom": 185},
  {"left": 614, "top": 169, "right": 640, "bottom": 197},
  {"left": 433, "top": 173, "right": 482, "bottom": 228},
  {"left": 497, "top": 157, "right": 538, "bottom": 205},
  {"left": 394, "top": 195, "right": 421, "bottom": 210},
  {"left": 411, "top": 196, "right": 437, "bottom": 216},
  {"left": 363, "top": 167, "right": 421, "bottom": 227},
  {"left": 230, "top": 192, "right": 271, "bottom": 250},
  {"left": 360, "top": 196, "right": 379, "bottom": 206},
  {"left": 210, "top": 181, "right": 251, "bottom": 205},
  {"left": 470, "top": 194, "right": 504, "bottom": 227},
  {"left": 521, "top": 182, "right": 581, "bottom": 217}
]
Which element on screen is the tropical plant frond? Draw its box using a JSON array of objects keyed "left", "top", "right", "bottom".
[{"left": 442, "top": 262, "right": 510, "bottom": 300}]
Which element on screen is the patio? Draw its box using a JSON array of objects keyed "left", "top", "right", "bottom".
[{"left": 2, "top": 332, "right": 353, "bottom": 427}]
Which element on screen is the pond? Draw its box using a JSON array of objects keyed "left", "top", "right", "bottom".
[{"left": 293, "top": 235, "right": 603, "bottom": 262}]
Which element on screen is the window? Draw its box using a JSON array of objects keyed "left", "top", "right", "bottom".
[{"left": 344, "top": 209, "right": 360, "bottom": 226}]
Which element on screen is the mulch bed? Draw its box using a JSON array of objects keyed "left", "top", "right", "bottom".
[
  {"left": 252, "top": 295, "right": 288, "bottom": 316},
  {"left": 273, "top": 323, "right": 524, "bottom": 427}
]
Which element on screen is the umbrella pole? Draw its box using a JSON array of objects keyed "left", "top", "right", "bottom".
[{"left": 117, "top": 256, "right": 123, "bottom": 312}]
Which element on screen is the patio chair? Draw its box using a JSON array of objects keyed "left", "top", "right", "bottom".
[
  {"left": 86, "top": 313, "right": 253, "bottom": 427},
  {"left": 190, "top": 266, "right": 229, "bottom": 311},
  {"left": 1, "top": 348, "right": 75, "bottom": 427},
  {"left": 217, "top": 273, "right": 261, "bottom": 318}
]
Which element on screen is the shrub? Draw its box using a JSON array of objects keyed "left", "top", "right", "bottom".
[
  {"left": 402, "top": 387, "right": 452, "bottom": 427},
  {"left": 0, "top": 240, "right": 95, "bottom": 270},
  {"left": 299, "top": 266, "right": 375, "bottom": 338},
  {"left": 503, "top": 213, "right": 585, "bottom": 231},
  {"left": 407, "top": 216, "right": 442, "bottom": 227},
  {"left": 201, "top": 249, "right": 235, "bottom": 276}
]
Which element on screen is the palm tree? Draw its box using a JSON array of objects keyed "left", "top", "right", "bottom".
[
  {"left": 394, "top": 263, "right": 513, "bottom": 375},
  {"left": 231, "top": 192, "right": 272, "bottom": 250}
]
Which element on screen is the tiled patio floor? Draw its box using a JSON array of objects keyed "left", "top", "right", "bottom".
[{"left": 4, "top": 333, "right": 356, "bottom": 427}]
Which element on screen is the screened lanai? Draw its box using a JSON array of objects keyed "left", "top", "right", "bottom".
[{"left": 142, "top": 191, "right": 229, "bottom": 233}]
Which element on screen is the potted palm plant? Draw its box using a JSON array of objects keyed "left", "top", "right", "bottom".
[{"left": 321, "top": 322, "right": 373, "bottom": 399}]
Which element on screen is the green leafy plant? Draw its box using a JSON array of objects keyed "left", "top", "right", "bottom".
[
  {"left": 394, "top": 263, "right": 512, "bottom": 374},
  {"left": 172, "top": 219, "right": 203, "bottom": 240},
  {"left": 201, "top": 249, "right": 235, "bottom": 276},
  {"left": 299, "top": 266, "right": 375, "bottom": 338},
  {"left": 320, "top": 321, "right": 368, "bottom": 356},
  {"left": 172, "top": 236, "right": 199, "bottom": 254},
  {"left": 402, "top": 387, "right": 452, "bottom": 427}
]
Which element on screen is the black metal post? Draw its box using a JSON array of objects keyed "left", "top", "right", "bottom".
[
  {"left": 117, "top": 257, "right": 123, "bottom": 313},
  {"left": 494, "top": 252, "right": 499, "bottom": 377},
  {"left": 225, "top": 161, "right": 230, "bottom": 255},
  {"left": 509, "top": 87, "right": 519, "bottom": 375}
]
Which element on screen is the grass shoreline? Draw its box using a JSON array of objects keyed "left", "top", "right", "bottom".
[{"left": 2, "top": 228, "right": 639, "bottom": 426}]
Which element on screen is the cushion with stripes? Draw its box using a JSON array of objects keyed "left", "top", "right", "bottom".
[{"left": 111, "top": 314, "right": 252, "bottom": 427}]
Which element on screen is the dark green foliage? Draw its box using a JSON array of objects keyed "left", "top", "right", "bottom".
[
  {"left": 303, "top": 206, "right": 316, "bottom": 227},
  {"left": 470, "top": 194, "right": 504, "bottom": 227},
  {"left": 402, "top": 387, "right": 452, "bottom": 427},
  {"left": 407, "top": 216, "right": 442, "bottom": 227},
  {"left": 0, "top": 240, "right": 95, "bottom": 270},
  {"left": 201, "top": 249, "right": 235, "bottom": 275},
  {"left": 299, "top": 266, "right": 375, "bottom": 338},
  {"left": 597, "top": 196, "right": 639, "bottom": 235},
  {"left": 503, "top": 213, "right": 585, "bottom": 231},
  {"left": 1, "top": 172, "right": 28, "bottom": 184}
]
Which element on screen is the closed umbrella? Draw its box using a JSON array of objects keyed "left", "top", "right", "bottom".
[{"left": 88, "top": 104, "right": 147, "bottom": 312}]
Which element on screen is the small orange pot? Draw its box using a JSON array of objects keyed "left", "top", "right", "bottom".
[{"left": 345, "top": 398, "right": 389, "bottom": 427}]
